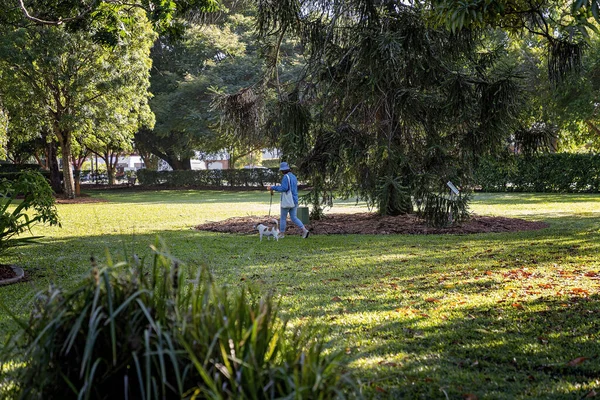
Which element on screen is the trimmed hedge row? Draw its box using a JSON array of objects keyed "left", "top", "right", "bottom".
[
  {"left": 474, "top": 153, "right": 600, "bottom": 192},
  {"left": 137, "top": 168, "right": 281, "bottom": 187},
  {"left": 0, "top": 164, "right": 50, "bottom": 182},
  {"left": 0, "top": 163, "right": 41, "bottom": 173}
]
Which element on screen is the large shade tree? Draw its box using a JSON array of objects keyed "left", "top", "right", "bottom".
[
  {"left": 0, "top": 0, "right": 220, "bottom": 196},
  {"left": 136, "top": 1, "right": 284, "bottom": 170},
  {"left": 0, "top": 9, "right": 155, "bottom": 198},
  {"left": 219, "top": 1, "right": 521, "bottom": 225}
]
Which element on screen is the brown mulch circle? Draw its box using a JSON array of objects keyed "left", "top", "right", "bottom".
[
  {"left": 195, "top": 213, "right": 548, "bottom": 235},
  {"left": 0, "top": 264, "right": 17, "bottom": 280}
]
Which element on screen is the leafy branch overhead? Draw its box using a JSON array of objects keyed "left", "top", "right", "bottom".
[{"left": 5, "top": 0, "right": 221, "bottom": 41}]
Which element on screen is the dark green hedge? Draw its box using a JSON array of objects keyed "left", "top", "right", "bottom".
[
  {"left": 0, "top": 163, "right": 41, "bottom": 173},
  {"left": 136, "top": 168, "right": 280, "bottom": 187},
  {"left": 474, "top": 153, "right": 600, "bottom": 192},
  {"left": 0, "top": 164, "right": 49, "bottom": 182}
]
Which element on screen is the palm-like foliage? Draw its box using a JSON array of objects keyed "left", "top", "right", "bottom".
[
  {"left": 1, "top": 242, "right": 356, "bottom": 399},
  {"left": 0, "top": 171, "right": 60, "bottom": 254}
]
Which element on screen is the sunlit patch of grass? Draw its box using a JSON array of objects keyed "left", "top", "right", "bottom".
[{"left": 1, "top": 190, "right": 600, "bottom": 398}]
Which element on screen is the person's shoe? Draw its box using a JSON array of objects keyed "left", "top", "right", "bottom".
[{"left": 302, "top": 229, "right": 310, "bottom": 239}]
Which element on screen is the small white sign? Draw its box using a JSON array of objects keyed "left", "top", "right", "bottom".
[{"left": 447, "top": 181, "right": 460, "bottom": 195}]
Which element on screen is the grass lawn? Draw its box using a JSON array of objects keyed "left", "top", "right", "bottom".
[{"left": 1, "top": 190, "right": 599, "bottom": 399}]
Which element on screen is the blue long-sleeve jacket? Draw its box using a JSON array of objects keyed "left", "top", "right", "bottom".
[{"left": 271, "top": 172, "right": 299, "bottom": 207}]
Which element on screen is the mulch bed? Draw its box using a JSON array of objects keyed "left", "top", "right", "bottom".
[
  {"left": 0, "top": 264, "right": 17, "bottom": 280},
  {"left": 195, "top": 213, "right": 548, "bottom": 235}
]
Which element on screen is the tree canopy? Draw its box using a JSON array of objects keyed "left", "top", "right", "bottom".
[{"left": 0, "top": 8, "right": 155, "bottom": 197}]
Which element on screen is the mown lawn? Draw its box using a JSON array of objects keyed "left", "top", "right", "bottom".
[{"left": 1, "top": 190, "right": 599, "bottom": 399}]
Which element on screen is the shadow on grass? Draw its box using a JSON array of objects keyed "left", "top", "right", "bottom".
[
  {"left": 472, "top": 192, "right": 600, "bottom": 205},
  {"left": 82, "top": 189, "right": 277, "bottom": 205},
  {"left": 6, "top": 226, "right": 600, "bottom": 399},
  {"left": 345, "top": 295, "right": 600, "bottom": 399}
]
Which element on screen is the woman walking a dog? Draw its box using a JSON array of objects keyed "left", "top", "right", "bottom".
[{"left": 267, "top": 162, "right": 310, "bottom": 239}]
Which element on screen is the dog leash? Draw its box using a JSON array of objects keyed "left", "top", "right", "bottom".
[{"left": 268, "top": 190, "right": 273, "bottom": 217}]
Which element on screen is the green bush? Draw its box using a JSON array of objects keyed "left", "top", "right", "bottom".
[
  {"left": 0, "top": 171, "right": 60, "bottom": 255},
  {"left": 0, "top": 164, "right": 41, "bottom": 173},
  {"left": 474, "top": 154, "right": 600, "bottom": 192},
  {"left": 1, "top": 243, "right": 357, "bottom": 399},
  {"left": 416, "top": 192, "right": 471, "bottom": 227},
  {"left": 136, "top": 168, "right": 280, "bottom": 188}
]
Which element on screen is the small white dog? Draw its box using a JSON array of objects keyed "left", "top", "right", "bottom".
[{"left": 255, "top": 219, "right": 280, "bottom": 241}]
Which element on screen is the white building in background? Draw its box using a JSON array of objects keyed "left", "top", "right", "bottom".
[
  {"left": 262, "top": 148, "right": 280, "bottom": 160},
  {"left": 116, "top": 154, "right": 145, "bottom": 171},
  {"left": 154, "top": 149, "right": 281, "bottom": 171}
]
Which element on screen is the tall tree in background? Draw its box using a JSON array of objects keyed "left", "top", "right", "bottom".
[
  {"left": 550, "top": 34, "right": 600, "bottom": 150},
  {"left": 505, "top": 31, "right": 600, "bottom": 154},
  {"left": 0, "top": 9, "right": 155, "bottom": 198},
  {"left": 137, "top": 1, "right": 278, "bottom": 170}
]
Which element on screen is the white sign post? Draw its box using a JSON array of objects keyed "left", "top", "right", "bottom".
[
  {"left": 447, "top": 181, "right": 460, "bottom": 196},
  {"left": 446, "top": 181, "right": 459, "bottom": 224}
]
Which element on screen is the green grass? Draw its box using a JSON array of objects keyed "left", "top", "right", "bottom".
[{"left": 2, "top": 190, "right": 600, "bottom": 399}]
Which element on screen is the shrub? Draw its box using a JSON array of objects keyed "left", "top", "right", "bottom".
[
  {"left": 474, "top": 153, "right": 600, "bottom": 192},
  {"left": 416, "top": 192, "right": 471, "bottom": 227},
  {"left": 136, "top": 168, "right": 280, "bottom": 188},
  {"left": 0, "top": 164, "right": 41, "bottom": 173},
  {"left": 0, "top": 242, "right": 357, "bottom": 399},
  {"left": 0, "top": 171, "right": 60, "bottom": 255}
]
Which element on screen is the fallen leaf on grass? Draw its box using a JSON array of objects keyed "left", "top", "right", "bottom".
[
  {"left": 512, "top": 303, "right": 524, "bottom": 309},
  {"left": 331, "top": 296, "right": 343, "bottom": 302},
  {"left": 571, "top": 288, "right": 590, "bottom": 296},
  {"left": 537, "top": 336, "right": 549, "bottom": 345},
  {"left": 558, "top": 270, "right": 576, "bottom": 278},
  {"left": 425, "top": 297, "right": 440, "bottom": 303},
  {"left": 375, "top": 386, "right": 387, "bottom": 393},
  {"left": 538, "top": 283, "right": 554, "bottom": 289},
  {"left": 463, "top": 394, "right": 479, "bottom": 400},
  {"left": 566, "top": 357, "right": 588, "bottom": 366},
  {"left": 584, "top": 271, "right": 599, "bottom": 277},
  {"left": 585, "top": 389, "right": 597, "bottom": 397}
]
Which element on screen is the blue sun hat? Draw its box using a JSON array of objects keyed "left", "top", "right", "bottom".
[{"left": 279, "top": 162, "right": 290, "bottom": 171}]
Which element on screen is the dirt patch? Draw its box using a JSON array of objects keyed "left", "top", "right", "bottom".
[
  {"left": 55, "top": 193, "right": 109, "bottom": 204},
  {"left": 0, "top": 264, "right": 17, "bottom": 280},
  {"left": 195, "top": 213, "right": 548, "bottom": 236}
]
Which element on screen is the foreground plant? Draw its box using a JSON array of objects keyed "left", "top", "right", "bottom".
[
  {"left": 0, "top": 242, "right": 357, "bottom": 399},
  {"left": 0, "top": 171, "right": 60, "bottom": 255}
]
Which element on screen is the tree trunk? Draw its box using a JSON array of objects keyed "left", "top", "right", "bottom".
[
  {"left": 228, "top": 149, "right": 237, "bottom": 169},
  {"left": 139, "top": 152, "right": 159, "bottom": 170},
  {"left": 167, "top": 157, "right": 192, "bottom": 170},
  {"left": 58, "top": 133, "right": 75, "bottom": 198},
  {"left": 107, "top": 164, "right": 115, "bottom": 185},
  {"left": 47, "top": 141, "right": 63, "bottom": 194},
  {"left": 74, "top": 167, "right": 81, "bottom": 196}
]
